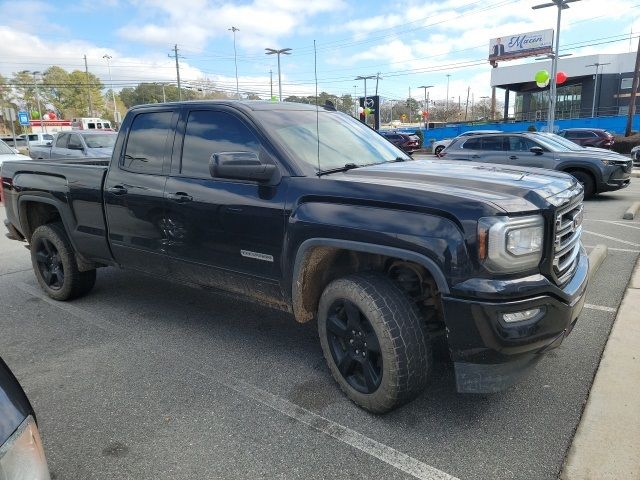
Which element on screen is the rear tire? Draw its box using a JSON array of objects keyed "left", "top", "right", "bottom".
[
  {"left": 30, "top": 223, "right": 96, "bottom": 301},
  {"left": 568, "top": 170, "right": 596, "bottom": 199},
  {"left": 434, "top": 145, "right": 444, "bottom": 157},
  {"left": 318, "top": 273, "right": 431, "bottom": 413}
]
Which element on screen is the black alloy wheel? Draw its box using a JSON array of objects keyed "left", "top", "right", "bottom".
[
  {"left": 325, "top": 299, "right": 383, "bottom": 394},
  {"left": 34, "top": 238, "right": 65, "bottom": 290}
]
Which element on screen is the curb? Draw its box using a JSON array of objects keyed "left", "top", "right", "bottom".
[
  {"left": 561, "top": 259, "right": 640, "bottom": 480},
  {"left": 623, "top": 201, "right": 640, "bottom": 220},
  {"left": 587, "top": 244, "right": 608, "bottom": 282}
]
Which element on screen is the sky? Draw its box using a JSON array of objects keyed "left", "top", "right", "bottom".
[{"left": 1, "top": 0, "right": 639, "bottom": 105}]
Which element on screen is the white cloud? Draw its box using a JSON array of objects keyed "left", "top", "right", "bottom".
[{"left": 117, "top": 0, "right": 346, "bottom": 51}]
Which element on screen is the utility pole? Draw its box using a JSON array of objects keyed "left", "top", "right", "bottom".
[
  {"left": 270, "top": 70, "right": 273, "bottom": 99},
  {"left": 409, "top": 87, "right": 413, "bottom": 125},
  {"left": 355, "top": 75, "right": 376, "bottom": 124},
  {"left": 162, "top": 84, "right": 166, "bottom": 102},
  {"left": 168, "top": 44, "right": 182, "bottom": 101},
  {"left": 626, "top": 35, "right": 640, "bottom": 136},
  {"left": 465, "top": 87, "right": 470, "bottom": 121},
  {"left": 84, "top": 55, "right": 93, "bottom": 117},
  {"left": 375, "top": 72, "right": 381, "bottom": 97},
  {"left": 353, "top": 85, "right": 357, "bottom": 117},
  {"left": 445, "top": 74, "right": 451, "bottom": 111},
  {"left": 229, "top": 27, "right": 240, "bottom": 99}
]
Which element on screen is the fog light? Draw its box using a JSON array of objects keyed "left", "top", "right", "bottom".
[{"left": 502, "top": 308, "right": 542, "bottom": 323}]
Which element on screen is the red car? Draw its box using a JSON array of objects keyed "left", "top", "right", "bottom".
[
  {"left": 379, "top": 131, "right": 421, "bottom": 154},
  {"left": 558, "top": 128, "right": 615, "bottom": 149}
]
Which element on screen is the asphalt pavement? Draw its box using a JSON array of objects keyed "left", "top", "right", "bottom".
[{"left": 1, "top": 180, "right": 639, "bottom": 480}]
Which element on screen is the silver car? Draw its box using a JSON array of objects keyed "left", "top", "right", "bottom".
[{"left": 441, "top": 132, "right": 632, "bottom": 197}]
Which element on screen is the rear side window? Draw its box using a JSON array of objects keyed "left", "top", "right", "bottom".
[
  {"left": 180, "top": 110, "right": 261, "bottom": 178},
  {"left": 43, "top": 134, "right": 53, "bottom": 140},
  {"left": 480, "top": 137, "right": 506, "bottom": 151},
  {"left": 55, "top": 134, "right": 68, "bottom": 148},
  {"left": 123, "top": 111, "right": 173, "bottom": 175},
  {"left": 462, "top": 138, "right": 481, "bottom": 149},
  {"left": 88, "top": 123, "right": 96, "bottom": 129},
  {"left": 68, "top": 134, "right": 83, "bottom": 149},
  {"left": 28, "top": 134, "right": 38, "bottom": 141}
]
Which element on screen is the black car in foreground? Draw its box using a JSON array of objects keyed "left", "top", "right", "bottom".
[
  {"left": 2, "top": 101, "right": 588, "bottom": 413},
  {"left": 379, "top": 130, "right": 421, "bottom": 154},
  {"left": 0, "top": 357, "right": 50, "bottom": 479}
]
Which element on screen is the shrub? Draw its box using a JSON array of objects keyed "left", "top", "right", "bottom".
[
  {"left": 527, "top": 125, "right": 537, "bottom": 132},
  {"left": 612, "top": 133, "right": 640, "bottom": 154}
]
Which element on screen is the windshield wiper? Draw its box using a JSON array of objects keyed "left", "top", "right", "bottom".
[{"left": 317, "top": 163, "right": 360, "bottom": 176}]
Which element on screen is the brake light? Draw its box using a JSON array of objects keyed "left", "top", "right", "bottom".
[{"left": 0, "top": 176, "right": 4, "bottom": 203}]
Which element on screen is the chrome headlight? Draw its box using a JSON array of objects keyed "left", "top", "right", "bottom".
[
  {"left": 478, "top": 215, "right": 544, "bottom": 273},
  {"left": 0, "top": 416, "right": 50, "bottom": 480}
]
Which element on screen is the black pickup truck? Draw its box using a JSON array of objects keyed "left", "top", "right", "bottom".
[{"left": 1, "top": 101, "right": 588, "bottom": 413}]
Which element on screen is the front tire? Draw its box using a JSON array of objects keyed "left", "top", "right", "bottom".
[
  {"left": 569, "top": 170, "right": 596, "bottom": 198},
  {"left": 318, "top": 273, "right": 431, "bottom": 413},
  {"left": 30, "top": 223, "right": 96, "bottom": 301},
  {"left": 434, "top": 145, "right": 444, "bottom": 156}
]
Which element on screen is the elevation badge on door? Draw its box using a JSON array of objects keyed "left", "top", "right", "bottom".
[{"left": 241, "top": 250, "right": 274, "bottom": 262}]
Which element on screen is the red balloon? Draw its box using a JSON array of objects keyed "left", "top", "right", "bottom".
[
  {"left": 48, "top": 111, "right": 57, "bottom": 120},
  {"left": 556, "top": 72, "right": 568, "bottom": 85}
]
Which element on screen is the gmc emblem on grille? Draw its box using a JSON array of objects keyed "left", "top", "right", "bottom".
[{"left": 573, "top": 210, "right": 584, "bottom": 229}]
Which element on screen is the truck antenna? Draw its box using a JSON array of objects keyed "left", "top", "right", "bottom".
[{"left": 314, "top": 40, "right": 320, "bottom": 173}]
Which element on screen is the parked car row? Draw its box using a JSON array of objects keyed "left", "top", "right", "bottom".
[
  {"left": 440, "top": 131, "right": 631, "bottom": 197},
  {"left": 28, "top": 131, "right": 117, "bottom": 160},
  {"left": 378, "top": 130, "right": 422, "bottom": 154}
]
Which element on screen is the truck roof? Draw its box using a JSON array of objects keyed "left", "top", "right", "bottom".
[{"left": 128, "top": 100, "right": 337, "bottom": 113}]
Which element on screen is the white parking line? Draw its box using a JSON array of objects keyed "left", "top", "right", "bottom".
[
  {"left": 584, "top": 304, "right": 618, "bottom": 313},
  {"left": 583, "top": 231, "right": 640, "bottom": 247},
  {"left": 583, "top": 245, "right": 640, "bottom": 253},
  {"left": 15, "top": 282, "right": 457, "bottom": 480},
  {"left": 585, "top": 220, "right": 640, "bottom": 231}
]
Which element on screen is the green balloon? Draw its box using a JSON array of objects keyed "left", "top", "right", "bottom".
[
  {"left": 534, "top": 70, "right": 550, "bottom": 84},
  {"left": 30, "top": 111, "right": 40, "bottom": 119}
]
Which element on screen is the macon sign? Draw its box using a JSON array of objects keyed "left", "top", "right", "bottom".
[{"left": 489, "top": 29, "right": 554, "bottom": 63}]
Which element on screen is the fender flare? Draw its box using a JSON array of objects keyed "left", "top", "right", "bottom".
[{"left": 291, "top": 238, "right": 450, "bottom": 311}]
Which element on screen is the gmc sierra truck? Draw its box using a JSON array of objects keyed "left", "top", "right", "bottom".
[{"left": 1, "top": 101, "right": 588, "bottom": 413}]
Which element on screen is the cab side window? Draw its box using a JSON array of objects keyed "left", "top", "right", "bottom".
[
  {"left": 55, "top": 133, "right": 69, "bottom": 148},
  {"left": 68, "top": 134, "right": 83, "bottom": 150},
  {"left": 180, "top": 110, "right": 261, "bottom": 178},
  {"left": 123, "top": 111, "right": 173, "bottom": 175}
]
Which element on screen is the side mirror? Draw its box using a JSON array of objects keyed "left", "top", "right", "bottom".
[
  {"left": 209, "top": 152, "right": 276, "bottom": 182},
  {"left": 45, "top": 141, "right": 52, "bottom": 147},
  {"left": 529, "top": 146, "right": 544, "bottom": 155},
  {"left": 68, "top": 143, "right": 83, "bottom": 151}
]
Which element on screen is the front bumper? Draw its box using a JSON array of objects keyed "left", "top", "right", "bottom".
[
  {"left": 442, "top": 247, "right": 588, "bottom": 393},
  {"left": 600, "top": 164, "right": 632, "bottom": 192}
]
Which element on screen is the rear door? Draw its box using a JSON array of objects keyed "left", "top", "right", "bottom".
[
  {"left": 58, "top": 133, "right": 85, "bottom": 158},
  {"left": 104, "top": 108, "right": 177, "bottom": 275},
  {"left": 470, "top": 136, "right": 508, "bottom": 165},
  {"left": 163, "top": 107, "right": 287, "bottom": 302}
]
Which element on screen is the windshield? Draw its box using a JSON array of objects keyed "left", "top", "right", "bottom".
[
  {"left": 0, "top": 140, "right": 15, "bottom": 154},
  {"left": 255, "top": 110, "right": 410, "bottom": 172},
  {"left": 535, "top": 133, "right": 584, "bottom": 151},
  {"left": 81, "top": 133, "right": 117, "bottom": 149}
]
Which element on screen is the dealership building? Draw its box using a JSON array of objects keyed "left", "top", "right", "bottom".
[{"left": 490, "top": 51, "right": 638, "bottom": 121}]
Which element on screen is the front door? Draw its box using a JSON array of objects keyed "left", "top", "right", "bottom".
[
  {"left": 504, "top": 136, "right": 546, "bottom": 168},
  {"left": 163, "top": 108, "right": 287, "bottom": 303},
  {"left": 104, "top": 109, "right": 177, "bottom": 276}
]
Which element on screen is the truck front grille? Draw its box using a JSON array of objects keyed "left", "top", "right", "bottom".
[{"left": 553, "top": 198, "right": 584, "bottom": 285}]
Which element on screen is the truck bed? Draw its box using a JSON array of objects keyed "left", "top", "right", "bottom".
[{"left": 1, "top": 159, "right": 113, "bottom": 265}]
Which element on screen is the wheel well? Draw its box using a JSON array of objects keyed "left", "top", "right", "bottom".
[
  {"left": 563, "top": 168, "right": 595, "bottom": 185},
  {"left": 21, "top": 201, "right": 63, "bottom": 241},
  {"left": 292, "top": 247, "right": 443, "bottom": 329}
]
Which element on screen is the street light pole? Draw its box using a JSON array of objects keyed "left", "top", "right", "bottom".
[
  {"left": 355, "top": 75, "right": 376, "bottom": 124},
  {"left": 586, "top": 62, "right": 611, "bottom": 117},
  {"left": 22, "top": 70, "right": 45, "bottom": 133},
  {"left": 265, "top": 48, "right": 292, "bottom": 101},
  {"left": 445, "top": 74, "right": 451, "bottom": 111},
  {"left": 418, "top": 85, "right": 433, "bottom": 129},
  {"left": 532, "top": 0, "right": 580, "bottom": 132},
  {"left": 229, "top": 27, "right": 240, "bottom": 99},
  {"left": 103, "top": 55, "right": 118, "bottom": 126}
]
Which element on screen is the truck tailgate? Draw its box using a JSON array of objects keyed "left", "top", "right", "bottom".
[{"left": 2, "top": 159, "right": 113, "bottom": 265}]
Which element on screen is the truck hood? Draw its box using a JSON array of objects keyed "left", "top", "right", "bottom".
[
  {"left": 86, "top": 147, "right": 113, "bottom": 157},
  {"left": 336, "top": 159, "right": 577, "bottom": 213}
]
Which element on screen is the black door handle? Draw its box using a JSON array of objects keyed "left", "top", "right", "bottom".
[
  {"left": 509, "top": 155, "right": 518, "bottom": 160},
  {"left": 107, "top": 185, "right": 128, "bottom": 195},
  {"left": 471, "top": 155, "right": 480, "bottom": 159},
  {"left": 167, "top": 192, "right": 193, "bottom": 203}
]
